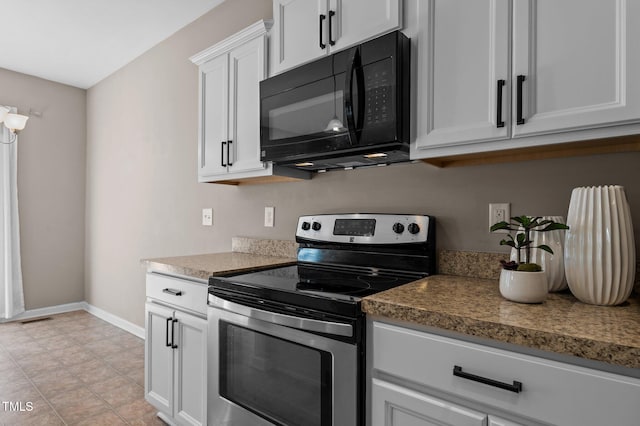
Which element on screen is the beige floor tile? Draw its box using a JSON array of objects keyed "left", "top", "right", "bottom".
[
  {"left": 0, "top": 398, "right": 60, "bottom": 426},
  {"left": 0, "top": 311, "right": 150, "bottom": 425},
  {"left": 126, "top": 368, "right": 145, "bottom": 387},
  {"left": 32, "top": 371, "right": 84, "bottom": 399},
  {"left": 67, "top": 358, "right": 121, "bottom": 385},
  {"left": 74, "top": 409, "right": 128, "bottom": 426},
  {"left": 128, "top": 411, "right": 169, "bottom": 426},
  {"left": 90, "top": 376, "right": 144, "bottom": 408},
  {"left": 115, "top": 397, "right": 158, "bottom": 423},
  {"left": 48, "top": 387, "right": 110, "bottom": 424}
]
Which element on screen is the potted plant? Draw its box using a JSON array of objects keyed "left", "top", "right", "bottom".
[{"left": 490, "top": 216, "right": 569, "bottom": 303}]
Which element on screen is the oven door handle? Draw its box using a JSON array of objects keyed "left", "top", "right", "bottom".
[{"left": 209, "top": 295, "right": 353, "bottom": 338}]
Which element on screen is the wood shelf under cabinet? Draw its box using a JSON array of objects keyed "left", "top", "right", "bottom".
[{"left": 422, "top": 134, "right": 640, "bottom": 168}]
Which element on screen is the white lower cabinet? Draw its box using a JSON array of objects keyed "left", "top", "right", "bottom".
[
  {"left": 370, "top": 321, "right": 640, "bottom": 426},
  {"left": 372, "top": 378, "right": 487, "bottom": 426},
  {"left": 145, "top": 273, "right": 207, "bottom": 426}
]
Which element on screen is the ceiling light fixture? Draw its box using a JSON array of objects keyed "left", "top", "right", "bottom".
[{"left": 0, "top": 106, "right": 29, "bottom": 144}]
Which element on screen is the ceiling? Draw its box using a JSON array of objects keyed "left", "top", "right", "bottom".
[{"left": 0, "top": 0, "right": 226, "bottom": 89}]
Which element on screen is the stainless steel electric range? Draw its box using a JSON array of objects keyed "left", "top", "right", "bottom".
[{"left": 207, "top": 213, "right": 436, "bottom": 426}]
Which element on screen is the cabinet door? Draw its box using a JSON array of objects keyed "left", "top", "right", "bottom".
[
  {"left": 512, "top": 0, "right": 640, "bottom": 137},
  {"left": 145, "top": 303, "right": 174, "bottom": 415},
  {"left": 173, "top": 312, "right": 208, "bottom": 426},
  {"left": 272, "top": 0, "right": 328, "bottom": 74},
  {"left": 416, "top": 0, "right": 510, "bottom": 150},
  {"left": 371, "top": 379, "right": 487, "bottom": 426},
  {"left": 228, "top": 36, "right": 268, "bottom": 174},
  {"left": 488, "top": 416, "right": 525, "bottom": 426},
  {"left": 329, "top": 0, "right": 402, "bottom": 52},
  {"left": 199, "top": 54, "right": 229, "bottom": 178}
]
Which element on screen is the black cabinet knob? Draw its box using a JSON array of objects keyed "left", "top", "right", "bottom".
[
  {"left": 392, "top": 223, "right": 405, "bottom": 234},
  {"left": 301, "top": 221, "right": 311, "bottom": 231},
  {"left": 312, "top": 222, "right": 322, "bottom": 231}
]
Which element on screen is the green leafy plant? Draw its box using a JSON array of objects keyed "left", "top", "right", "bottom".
[{"left": 490, "top": 216, "right": 569, "bottom": 272}]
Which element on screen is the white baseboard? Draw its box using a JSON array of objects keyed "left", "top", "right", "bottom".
[
  {"left": 0, "top": 302, "right": 85, "bottom": 323},
  {"left": 0, "top": 301, "right": 145, "bottom": 340},
  {"left": 81, "top": 302, "right": 145, "bottom": 339}
]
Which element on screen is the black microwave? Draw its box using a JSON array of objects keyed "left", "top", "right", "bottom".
[{"left": 260, "top": 31, "right": 410, "bottom": 172}]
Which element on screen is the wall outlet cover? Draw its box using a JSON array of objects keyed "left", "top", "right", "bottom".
[{"left": 202, "top": 208, "right": 213, "bottom": 226}]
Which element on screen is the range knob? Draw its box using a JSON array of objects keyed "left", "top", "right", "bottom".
[
  {"left": 301, "top": 221, "right": 311, "bottom": 231},
  {"left": 407, "top": 223, "right": 420, "bottom": 234},
  {"left": 312, "top": 221, "right": 322, "bottom": 231},
  {"left": 392, "top": 223, "right": 405, "bottom": 234}
]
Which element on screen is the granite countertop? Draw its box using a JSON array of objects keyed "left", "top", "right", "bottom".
[
  {"left": 142, "top": 237, "right": 297, "bottom": 281},
  {"left": 363, "top": 274, "right": 640, "bottom": 370},
  {"left": 142, "top": 252, "right": 296, "bottom": 281}
]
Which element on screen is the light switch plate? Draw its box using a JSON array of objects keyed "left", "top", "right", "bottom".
[
  {"left": 202, "top": 208, "right": 213, "bottom": 226},
  {"left": 264, "top": 206, "right": 275, "bottom": 227}
]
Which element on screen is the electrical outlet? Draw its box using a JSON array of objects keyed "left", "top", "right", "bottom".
[
  {"left": 489, "top": 203, "right": 510, "bottom": 233},
  {"left": 264, "top": 206, "right": 275, "bottom": 227},
  {"left": 202, "top": 208, "right": 213, "bottom": 226}
]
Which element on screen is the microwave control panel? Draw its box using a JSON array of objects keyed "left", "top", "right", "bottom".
[{"left": 364, "top": 62, "right": 394, "bottom": 127}]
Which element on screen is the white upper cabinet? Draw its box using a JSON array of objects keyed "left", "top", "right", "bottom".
[
  {"left": 272, "top": 0, "right": 326, "bottom": 72},
  {"left": 192, "top": 22, "right": 268, "bottom": 182},
  {"left": 410, "top": 0, "right": 640, "bottom": 159},
  {"left": 512, "top": 0, "right": 640, "bottom": 137},
  {"left": 191, "top": 21, "right": 309, "bottom": 184},
  {"left": 272, "top": 0, "right": 402, "bottom": 75},
  {"left": 329, "top": 0, "right": 403, "bottom": 52},
  {"left": 416, "top": 0, "right": 511, "bottom": 148}
]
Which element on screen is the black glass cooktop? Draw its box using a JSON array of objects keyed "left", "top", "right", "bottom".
[
  {"left": 209, "top": 263, "right": 426, "bottom": 318},
  {"left": 225, "top": 264, "right": 420, "bottom": 298}
]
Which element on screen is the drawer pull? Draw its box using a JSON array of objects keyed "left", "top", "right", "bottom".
[
  {"left": 163, "top": 288, "right": 183, "bottom": 296},
  {"left": 453, "top": 365, "right": 522, "bottom": 393}
]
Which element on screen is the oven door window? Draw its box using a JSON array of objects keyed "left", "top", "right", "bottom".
[{"left": 220, "top": 322, "right": 332, "bottom": 426}]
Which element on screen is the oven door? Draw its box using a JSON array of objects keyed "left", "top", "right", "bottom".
[{"left": 207, "top": 295, "right": 359, "bottom": 426}]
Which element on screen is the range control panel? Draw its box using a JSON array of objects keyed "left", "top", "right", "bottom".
[{"left": 296, "top": 214, "right": 432, "bottom": 245}]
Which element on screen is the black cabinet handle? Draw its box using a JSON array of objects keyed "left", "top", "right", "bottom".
[
  {"left": 162, "top": 288, "right": 182, "bottom": 296},
  {"left": 221, "top": 141, "right": 227, "bottom": 167},
  {"left": 227, "top": 140, "right": 233, "bottom": 166},
  {"left": 319, "top": 14, "right": 327, "bottom": 49},
  {"left": 453, "top": 365, "right": 522, "bottom": 393},
  {"left": 496, "top": 79, "right": 505, "bottom": 128},
  {"left": 328, "top": 10, "right": 336, "bottom": 46},
  {"left": 516, "top": 75, "right": 526, "bottom": 125},
  {"left": 171, "top": 318, "right": 178, "bottom": 349},
  {"left": 165, "top": 317, "right": 172, "bottom": 347}
]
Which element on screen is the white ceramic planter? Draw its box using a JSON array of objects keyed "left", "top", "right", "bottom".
[
  {"left": 510, "top": 216, "right": 568, "bottom": 292},
  {"left": 499, "top": 269, "right": 548, "bottom": 303},
  {"left": 565, "top": 185, "right": 636, "bottom": 305}
]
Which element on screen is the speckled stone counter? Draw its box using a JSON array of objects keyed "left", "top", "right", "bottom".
[
  {"left": 142, "top": 252, "right": 296, "bottom": 281},
  {"left": 363, "top": 275, "right": 640, "bottom": 370},
  {"left": 142, "top": 237, "right": 297, "bottom": 280}
]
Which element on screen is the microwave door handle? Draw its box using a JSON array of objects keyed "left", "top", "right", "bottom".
[{"left": 344, "top": 47, "right": 361, "bottom": 145}]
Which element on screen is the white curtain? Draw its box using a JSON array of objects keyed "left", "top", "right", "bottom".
[{"left": 0, "top": 113, "right": 25, "bottom": 319}]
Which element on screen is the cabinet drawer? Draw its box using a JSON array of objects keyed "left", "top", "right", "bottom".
[
  {"left": 373, "top": 321, "right": 640, "bottom": 426},
  {"left": 146, "top": 273, "right": 207, "bottom": 315}
]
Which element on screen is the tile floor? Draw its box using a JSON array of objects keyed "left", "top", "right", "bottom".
[{"left": 0, "top": 310, "right": 164, "bottom": 425}]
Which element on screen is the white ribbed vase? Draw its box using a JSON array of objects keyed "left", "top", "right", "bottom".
[
  {"left": 564, "top": 186, "right": 636, "bottom": 305},
  {"left": 510, "top": 216, "right": 568, "bottom": 292}
]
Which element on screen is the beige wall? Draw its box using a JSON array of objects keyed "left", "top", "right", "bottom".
[
  {"left": 86, "top": 0, "right": 640, "bottom": 327},
  {"left": 1, "top": 68, "right": 86, "bottom": 310}
]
